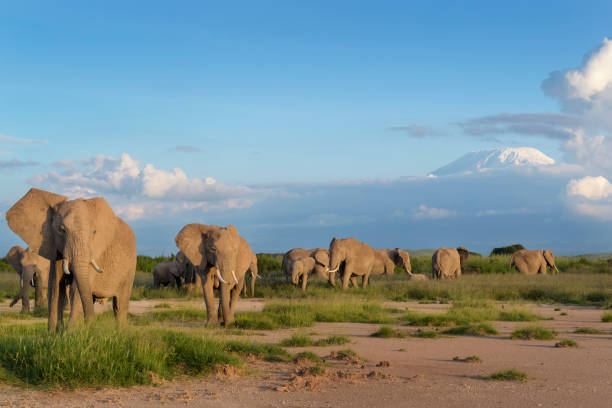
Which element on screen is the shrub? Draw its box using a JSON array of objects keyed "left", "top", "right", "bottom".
[
  {"left": 488, "top": 369, "right": 528, "bottom": 381},
  {"left": 490, "top": 244, "right": 525, "bottom": 256},
  {"left": 511, "top": 326, "right": 556, "bottom": 340},
  {"left": 554, "top": 339, "right": 578, "bottom": 348},
  {"left": 370, "top": 326, "right": 406, "bottom": 339},
  {"left": 602, "top": 312, "right": 612, "bottom": 322},
  {"left": 443, "top": 324, "right": 498, "bottom": 336}
]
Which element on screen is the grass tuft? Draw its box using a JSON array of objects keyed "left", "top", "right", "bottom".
[
  {"left": 294, "top": 351, "right": 322, "bottom": 364},
  {"left": 279, "top": 333, "right": 313, "bottom": 347},
  {"left": 573, "top": 327, "right": 605, "bottom": 334},
  {"left": 443, "top": 323, "right": 498, "bottom": 336},
  {"left": 453, "top": 355, "right": 481, "bottom": 363},
  {"left": 602, "top": 312, "right": 612, "bottom": 322},
  {"left": 313, "top": 335, "right": 351, "bottom": 346},
  {"left": 554, "top": 339, "right": 578, "bottom": 348},
  {"left": 488, "top": 369, "right": 528, "bottom": 381},
  {"left": 410, "top": 329, "right": 442, "bottom": 338},
  {"left": 370, "top": 326, "right": 407, "bottom": 339},
  {"left": 511, "top": 326, "right": 556, "bottom": 340}
]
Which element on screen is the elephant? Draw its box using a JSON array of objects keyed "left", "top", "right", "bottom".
[
  {"left": 6, "top": 245, "right": 50, "bottom": 312},
  {"left": 152, "top": 260, "right": 183, "bottom": 288},
  {"left": 6, "top": 188, "right": 136, "bottom": 331},
  {"left": 176, "top": 250, "right": 201, "bottom": 293},
  {"left": 510, "top": 249, "right": 559, "bottom": 275},
  {"left": 327, "top": 237, "right": 378, "bottom": 289},
  {"left": 282, "top": 248, "right": 331, "bottom": 290},
  {"left": 432, "top": 247, "right": 469, "bottom": 279},
  {"left": 175, "top": 223, "right": 257, "bottom": 326}
]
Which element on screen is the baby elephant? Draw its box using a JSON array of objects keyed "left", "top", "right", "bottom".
[
  {"left": 432, "top": 247, "right": 470, "bottom": 279},
  {"left": 153, "top": 260, "right": 183, "bottom": 288},
  {"left": 282, "top": 248, "right": 331, "bottom": 290},
  {"left": 6, "top": 245, "right": 50, "bottom": 312}
]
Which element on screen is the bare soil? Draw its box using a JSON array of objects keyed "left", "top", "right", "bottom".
[{"left": 1, "top": 301, "right": 611, "bottom": 408}]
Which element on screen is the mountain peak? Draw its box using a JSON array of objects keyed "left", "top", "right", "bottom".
[{"left": 430, "top": 147, "right": 555, "bottom": 176}]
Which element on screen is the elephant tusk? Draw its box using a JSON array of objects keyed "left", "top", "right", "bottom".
[
  {"left": 328, "top": 266, "right": 339, "bottom": 273},
  {"left": 216, "top": 268, "right": 228, "bottom": 284},
  {"left": 20, "top": 276, "right": 23, "bottom": 288},
  {"left": 232, "top": 270, "right": 239, "bottom": 284},
  {"left": 63, "top": 260, "right": 71, "bottom": 275},
  {"left": 30, "top": 278, "right": 35, "bottom": 287},
  {"left": 91, "top": 260, "right": 104, "bottom": 273}
]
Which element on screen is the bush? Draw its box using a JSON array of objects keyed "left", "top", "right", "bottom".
[
  {"left": 370, "top": 326, "right": 406, "bottom": 338},
  {"left": 511, "top": 326, "right": 556, "bottom": 340},
  {"left": 257, "top": 253, "right": 283, "bottom": 275},
  {"left": 488, "top": 369, "right": 528, "bottom": 381},
  {"left": 490, "top": 244, "right": 525, "bottom": 256},
  {"left": 136, "top": 255, "right": 174, "bottom": 273},
  {"left": 602, "top": 312, "right": 612, "bottom": 322}
]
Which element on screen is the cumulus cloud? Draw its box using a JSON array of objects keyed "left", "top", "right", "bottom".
[
  {"left": 567, "top": 176, "right": 612, "bottom": 200},
  {"left": 31, "top": 153, "right": 257, "bottom": 220}
]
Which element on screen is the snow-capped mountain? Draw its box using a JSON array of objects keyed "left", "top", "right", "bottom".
[{"left": 430, "top": 147, "right": 555, "bottom": 176}]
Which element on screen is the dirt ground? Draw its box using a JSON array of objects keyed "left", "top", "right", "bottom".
[{"left": 0, "top": 300, "right": 610, "bottom": 408}]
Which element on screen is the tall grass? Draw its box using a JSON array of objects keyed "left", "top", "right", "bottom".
[{"left": 0, "top": 323, "right": 288, "bottom": 388}]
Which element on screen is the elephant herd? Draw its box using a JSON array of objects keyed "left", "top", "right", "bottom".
[{"left": 3, "top": 188, "right": 560, "bottom": 330}]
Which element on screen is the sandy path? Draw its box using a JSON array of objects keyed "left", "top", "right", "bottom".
[{"left": 0, "top": 303, "right": 610, "bottom": 407}]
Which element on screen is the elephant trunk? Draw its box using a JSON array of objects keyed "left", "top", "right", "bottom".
[
  {"left": 65, "top": 239, "right": 96, "bottom": 323},
  {"left": 219, "top": 281, "right": 233, "bottom": 326}
]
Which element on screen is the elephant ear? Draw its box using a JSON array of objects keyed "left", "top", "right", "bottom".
[
  {"left": 457, "top": 247, "right": 470, "bottom": 264},
  {"left": 543, "top": 250, "right": 555, "bottom": 267},
  {"left": 225, "top": 225, "right": 239, "bottom": 240},
  {"left": 6, "top": 188, "right": 68, "bottom": 260},
  {"left": 176, "top": 251, "right": 186, "bottom": 264},
  {"left": 175, "top": 224, "right": 207, "bottom": 268},
  {"left": 6, "top": 246, "right": 25, "bottom": 274},
  {"left": 313, "top": 249, "right": 329, "bottom": 267},
  {"left": 86, "top": 197, "right": 119, "bottom": 261}
]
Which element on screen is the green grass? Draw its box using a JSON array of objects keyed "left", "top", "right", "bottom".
[
  {"left": 131, "top": 308, "right": 207, "bottom": 325},
  {"left": 154, "top": 303, "right": 172, "bottom": 309},
  {"left": 573, "top": 327, "right": 605, "bottom": 334},
  {"left": 279, "top": 333, "right": 351, "bottom": 347},
  {"left": 370, "top": 325, "right": 407, "bottom": 338},
  {"left": 306, "top": 365, "right": 326, "bottom": 376},
  {"left": 0, "top": 323, "right": 289, "bottom": 388},
  {"left": 401, "top": 303, "right": 542, "bottom": 327},
  {"left": 602, "top": 312, "right": 612, "bottom": 322},
  {"left": 511, "top": 326, "right": 557, "bottom": 340},
  {"left": 330, "top": 349, "right": 358, "bottom": 360},
  {"left": 555, "top": 339, "right": 578, "bottom": 348},
  {"left": 443, "top": 323, "right": 498, "bottom": 336},
  {"left": 294, "top": 351, "right": 322, "bottom": 363},
  {"left": 488, "top": 369, "right": 528, "bottom": 381},
  {"left": 410, "top": 329, "right": 442, "bottom": 338}
]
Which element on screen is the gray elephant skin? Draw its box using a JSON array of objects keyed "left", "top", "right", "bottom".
[
  {"left": 510, "top": 249, "right": 559, "bottom": 275},
  {"left": 432, "top": 247, "right": 469, "bottom": 279},
  {"left": 175, "top": 223, "right": 257, "bottom": 326},
  {"left": 6, "top": 245, "right": 50, "bottom": 312},
  {"left": 282, "top": 248, "right": 331, "bottom": 290},
  {"left": 153, "top": 260, "right": 183, "bottom": 288},
  {"left": 6, "top": 188, "right": 137, "bottom": 331}
]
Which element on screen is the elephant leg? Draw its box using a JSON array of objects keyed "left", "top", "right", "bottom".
[
  {"left": 229, "top": 278, "right": 244, "bottom": 318},
  {"left": 219, "top": 282, "right": 233, "bottom": 326},
  {"left": 362, "top": 274, "right": 370, "bottom": 289},
  {"left": 34, "top": 274, "right": 46, "bottom": 309},
  {"left": 301, "top": 273, "right": 308, "bottom": 291},
  {"left": 201, "top": 268, "right": 218, "bottom": 326},
  {"left": 349, "top": 276, "right": 358, "bottom": 288},
  {"left": 113, "top": 274, "right": 133, "bottom": 325},
  {"left": 342, "top": 267, "right": 354, "bottom": 290},
  {"left": 48, "top": 260, "right": 64, "bottom": 331},
  {"left": 68, "top": 283, "right": 84, "bottom": 326}
]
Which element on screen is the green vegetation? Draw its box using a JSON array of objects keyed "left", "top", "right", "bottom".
[
  {"left": 573, "top": 327, "right": 605, "bottom": 334},
  {"left": 256, "top": 253, "right": 283, "bottom": 275},
  {"left": 490, "top": 244, "right": 525, "bottom": 256},
  {"left": 443, "top": 323, "right": 498, "bottom": 336},
  {"left": 280, "top": 333, "right": 351, "bottom": 347},
  {"left": 132, "top": 308, "right": 207, "bottom": 325},
  {"left": 306, "top": 365, "right": 326, "bottom": 376},
  {"left": 488, "top": 369, "right": 528, "bottom": 381},
  {"left": 602, "top": 312, "right": 612, "bottom": 322},
  {"left": 370, "top": 325, "right": 407, "bottom": 338},
  {"left": 511, "top": 326, "right": 557, "bottom": 340},
  {"left": 154, "top": 303, "right": 172, "bottom": 309},
  {"left": 294, "top": 351, "right": 322, "bottom": 363},
  {"left": 330, "top": 349, "right": 357, "bottom": 359},
  {"left": 0, "top": 323, "right": 287, "bottom": 388},
  {"left": 555, "top": 339, "right": 578, "bottom": 348},
  {"left": 136, "top": 255, "right": 174, "bottom": 273}
]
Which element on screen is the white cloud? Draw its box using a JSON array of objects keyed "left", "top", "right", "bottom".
[
  {"left": 565, "top": 38, "right": 612, "bottom": 101},
  {"left": 570, "top": 202, "right": 612, "bottom": 221},
  {"left": 414, "top": 204, "right": 454, "bottom": 219},
  {"left": 567, "top": 176, "right": 612, "bottom": 200}
]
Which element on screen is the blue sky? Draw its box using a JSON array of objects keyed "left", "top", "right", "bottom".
[{"left": 2, "top": 1, "right": 612, "bottom": 255}]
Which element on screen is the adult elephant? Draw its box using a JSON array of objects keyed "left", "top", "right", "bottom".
[
  {"left": 6, "top": 188, "right": 136, "bottom": 331},
  {"left": 152, "top": 260, "right": 182, "bottom": 288},
  {"left": 6, "top": 245, "right": 50, "bottom": 312},
  {"left": 175, "top": 223, "right": 256, "bottom": 326},
  {"left": 327, "top": 237, "right": 377, "bottom": 289},
  {"left": 432, "top": 247, "right": 469, "bottom": 279},
  {"left": 282, "top": 248, "right": 331, "bottom": 290},
  {"left": 176, "top": 250, "right": 201, "bottom": 293},
  {"left": 510, "top": 249, "right": 559, "bottom": 275}
]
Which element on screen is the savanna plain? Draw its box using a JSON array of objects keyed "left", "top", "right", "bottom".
[{"left": 0, "top": 254, "right": 611, "bottom": 408}]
